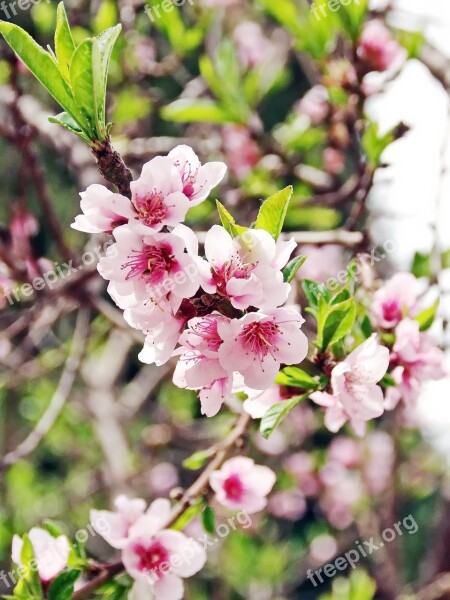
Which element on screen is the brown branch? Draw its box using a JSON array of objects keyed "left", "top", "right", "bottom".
[
  {"left": 72, "top": 412, "right": 252, "bottom": 599},
  {"left": 91, "top": 138, "right": 134, "bottom": 198}
]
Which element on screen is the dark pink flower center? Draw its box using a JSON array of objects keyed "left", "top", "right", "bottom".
[
  {"left": 191, "top": 317, "right": 222, "bottom": 351},
  {"left": 239, "top": 320, "right": 279, "bottom": 359},
  {"left": 134, "top": 191, "right": 168, "bottom": 227},
  {"left": 212, "top": 255, "right": 256, "bottom": 295},
  {"left": 122, "top": 243, "right": 175, "bottom": 283},
  {"left": 223, "top": 473, "right": 245, "bottom": 502},
  {"left": 135, "top": 540, "right": 170, "bottom": 575},
  {"left": 382, "top": 299, "right": 402, "bottom": 324}
]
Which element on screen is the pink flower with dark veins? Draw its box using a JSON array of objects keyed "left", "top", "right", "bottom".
[
  {"left": 210, "top": 456, "right": 276, "bottom": 513},
  {"left": 71, "top": 184, "right": 136, "bottom": 234},
  {"left": 168, "top": 145, "right": 227, "bottom": 206},
  {"left": 311, "top": 334, "right": 389, "bottom": 436},
  {"left": 371, "top": 272, "right": 420, "bottom": 329},
  {"left": 98, "top": 223, "right": 199, "bottom": 310},
  {"left": 198, "top": 225, "right": 295, "bottom": 311},
  {"left": 218, "top": 307, "right": 308, "bottom": 389}
]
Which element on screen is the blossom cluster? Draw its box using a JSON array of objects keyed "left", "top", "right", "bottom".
[{"left": 72, "top": 144, "right": 309, "bottom": 417}]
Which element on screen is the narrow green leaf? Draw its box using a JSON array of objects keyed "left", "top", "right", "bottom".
[
  {"left": 255, "top": 186, "right": 293, "bottom": 240},
  {"left": 172, "top": 499, "right": 204, "bottom": 531},
  {"left": 93, "top": 24, "right": 122, "bottom": 131},
  {"left": 48, "top": 112, "right": 89, "bottom": 141},
  {"left": 161, "top": 99, "right": 238, "bottom": 124},
  {"left": 70, "top": 39, "right": 98, "bottom": 138},
  {"left": 0, "top": 22, "right": 87, "bottom": 131},
  {"left": 275, "top": 367, "right": 318, "bottom": 390},
  {"left": 260, "top": 395, "right": 307, "bottom": 438},
  {"left": 182, "top": 449, "right": 213, "bottom": 470},
  {"left": 283, "top": 255, "right": 307, "bottom": 283},
  {"left": 20, "top": 536, "right": 43, "bottom": 599},
  {"left": 202, "top": 506, "right": 216, "bottom": 534},
  {"left": 319, "top": 298, "right": 356, "bottom": 351},
  {"left": 302, "top": 279, "right": 330, "bottom": 312},
  {"left": 216, "top": 201, "right": 247, "bottom": 237},
  {"left": 411, "top": 251, "right": 431, "bottom": 278},
  {"left": 55, "top": 2, "right": 75, "bottom": 83},
  {"left": 47, "top": 570, "right": 80, "bottom": 600},
  {"left": 414, "top": 300, "right": 439, "bottom": 331}
]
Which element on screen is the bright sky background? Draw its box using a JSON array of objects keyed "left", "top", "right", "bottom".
[{"left": 367, "top": 0, "right": 450, "bottom": 458}]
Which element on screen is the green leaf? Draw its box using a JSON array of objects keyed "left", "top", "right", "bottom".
[
  {"left": 172, "top": 499, "right": 204, "bottom": 531},
  {"left": 362, "top": 121, "right": 396, "bottom": 167},
  {"left": 216, "top": 201, "right": 247, "bottom": 237},
  {"left": 47, "top": 570, "right": 80, "bottom": 600},
  {"left": 255, "top": 186, "right": 293, "bottom": 240},
  {"left": 55, "top": 2, "right": 75, "bottom": 83},
  {"left": 42, "top": 519, "right": 66, "bottom": 538},
  {"left": 414, "top": 300, "right": 439, "bottom": 331},
  {"left": 182, "top": 449, "right": 213, "bottom": 470},
  {"left": 20, "top": 536, "right": 43, "bottom": 599},
  {"left": 0, "top": 22, "right": 85, "bottom": 132},
  {"left": 70, "top": 39, "right": 98, "bottom": 138},
  {"left": 93, "top": 24, "right": 122, "bottom": 129},
  {"left": 318, "top": 298, "right": 357, "bottom": 351},
  {"left": 161, "top": 99, "right": 238, "bottom": 124},
  {"left": 411, "top": 252, "right": 431, "bottom": 278},
  {"left": 260, "top": 395, "right": 307, "bottom": 438},
  {"left": 359, "top": 314, "right": 373, "bottom": 339},
  {"left": 147, "top": 0, "right": 185, "bottom": 53},
  {"left": 275, "top": 367, "right": 319, "bottom": 390},
  {"left": 302, "top": 279, "right": 330, "bottom": 312},
  {"left": 202, "top": 506, "right": 216, "bottom": 534},
  {"left": 283, "top": 255, "right": 307, "bottom": 283},
  {"left": 49, "top": 112, "right": 89, "bottom": 141},
  {"left": 336, "top": 0, "right": 369, "bottom": 42}
]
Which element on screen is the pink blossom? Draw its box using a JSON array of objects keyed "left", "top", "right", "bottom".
[
  {"left": 268, "top": 490, "right": 306, "bottom": 521},
  {"left": 98, "top": 223, "right": 199, "bottom": 310},
  {"left": 311, "top": 334, "right": 389, "bottom": 436},
  {"left": 233, "top": 22, "right": 272, "bottom": 69},
  {"left": 387, "top": 318, "right": 447, "bottom": 407},
  {"left": 283, "top": 452, "right": 320, "bottom": 496},
  {"left": 173, "top": 313, "right": 234, "bottom": 416},
  {"left": 371, "top": 272, "right": 419, "bottom": 329},
  {"left": 364, "top": 431, "right": 394, "bottom": 494},
  {"left": 71, "top": 184, "right": 135, "bottom": 234},
  {"left": 123, "top": 524, "right": 206, "bottom": 600},
  {"left": 210, "top": 456, "right": 276, "bottom": 513},
  {"left": 243, "top": 385, "right": 284, "bottom": 418},
  {"left": 149, "top": 463, "right": 179, "bottom": 496},
  {"left": 218, "top": 307, "right": 308, "bottom": 389},
  {"left": 297, "top": 245, "right": 343, "bottom": 283},
  {"left": 12, "top": 528, "right": 70, "bottom": 583},
  {"left": 168, "top": 145, "right": 227, "bottom": 206},
  {"left": 323, "top": 147, "right": 345, "bottom": 175},
  {"left": 327, "top": 437, "right": 361, "bottom": 469},
  {"left": 357, "top": 20, "right": 407, "bottom": 73},
  {"left": 137, "top": 309, "right": 186, "bottom": 367},
  {"left": 295, "top": 85, "right": 329, "bottom": 125},
  {"left": 130, "top": 156, "right": 190, "bottom": 230},
  {"left": 222, "top": 125, "right": 261, "bottom": 180},
  {"left": 90, "top": 495, "right": 147, "bottom": 549},
  {"left": 198, "top": 226, "right": 295, "bottom": 311},
  {"left": 319, "top": 465, "right": 363, "bottom": 529}
]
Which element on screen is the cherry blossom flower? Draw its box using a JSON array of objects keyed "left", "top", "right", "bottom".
[
  {"left": 198, "top": 226, "right": 295, "bottom": 311},
  {"left": 136, "top": 309, "right": 187, "bottom": 367},
  {"left": 243, "top": 385, "right": 284, "bottom": 419},
  {"left": 297, "top": 244, "right": 343, "bottom": 283},
  {"left": 295, "top": 85, "right": 329, "bottom": 125},
  {"left": 371, "top": 272, "right": 419, "bottom": 329},
  {"left": 12, "top": 528, "right": 70, "bottom": 583},
  {"left": 122, "top": 504, "right": 206, "bottom": 600},
  {"left": 218, "top": 307, "right": 308, "bottom": 389},
  {"left": 222, "top": 125, "right": 261, "bottom": 180},
  {"left": 168, "top": 145, "right": 227, "bottom": 206},
  {"left": 268, "top": 490, "right": 307, "bottom": 521},
  {"left": 233, "top": 22, "right": 273, "bottom": 69},
  {"left": 71, "top": 184, "right": 135, "bottom": 234},
  {"left": 386, "top": 318, "right": 447, "bottom": 407},
  {"left": 311, "top": 334, "right": 389, "bottom": 436},
  {"left": 98, "top": 223, "right": 199, "bottom": 310},
  {"left": 90, "top": 495, "right": 147, "bottom": 550},
  {"left": 173, "top": 313, "right": 234, "bottom": 416},
  {"left": 210, "top": 456, "right": 276, "bottom": 513},
  {"left": 357, "top": 20, "right": 407, "bottom": 73},
  {"left": 130, "top": 156, "right": 190, "bottom": 230}
]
